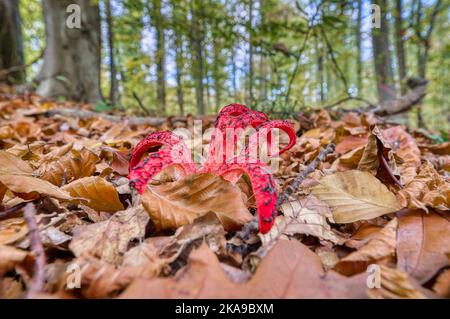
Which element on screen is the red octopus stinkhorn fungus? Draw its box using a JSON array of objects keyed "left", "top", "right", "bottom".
[{"left": 128, "top": 103, "right": 296, "bottom": 234}]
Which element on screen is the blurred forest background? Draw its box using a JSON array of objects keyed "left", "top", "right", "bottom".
[{"left": 0, "top": 0, "right": 449, "bottom": 131}]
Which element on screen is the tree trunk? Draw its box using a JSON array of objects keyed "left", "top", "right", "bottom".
[
  {"left": 231, "top": 46, "right": 238, "bottom": 100},
  {"left": 153, "top": 0, "right": 166, "bottom": 115},
  {"left": 190, "top": 1, "right": 205, "bottom": 115},
  {"left": 174, "top": 31, "right": 184, "bottom": 116},
  {"left": 394, "top": 0, "right": 407, "bottom": 94},
  {"left": 371, "top": 0, "right": 396, "bottom": 103},
  {"left": 36, "top": 0, "right": 102, "bottom": 103},
  {"left": 315, "top": 37, "right": 324, "bottom": 102},
  {"left": 212, "top": 39, "right": 222, "bottom": 112},
  {"left": 105, "top": 0, "right": 119, "bottom": 106},
  {"left": 248, "top": 0, "right": 254, "bottom": 106},
  {"left": 356, "top": 0, "right": 362, "bottom": 93},
  {"left": 0, "top": 0, "right": 25, "bottom": 84}
]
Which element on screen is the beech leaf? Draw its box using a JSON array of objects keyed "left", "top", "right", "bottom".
[
  {"left": 62, "top": 176, "right": 124, "bottom": 212},
  {"left": 311, "top": 170, "right": 402, "bottom": 223},
  {"left": 141, "top": 173, "right": 253, "bottom": 231}
]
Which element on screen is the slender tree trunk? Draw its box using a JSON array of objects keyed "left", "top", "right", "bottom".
[
  {"left": 174, "top": 31, "right": 184, "bottom": 116},
  {"left": 105, "top": 0, "right": 119, "bottom": 106},
  {"left": 153, "top": 0, "right": 166, "bottom": 115},
  {"left": 356, "top": 0, "right": 362, "bottom": 93},
  {"left": 371, "top": 0, "right": 396, "bottom": 103},
  {"left": 315, "top": 37, "right": 324, "bottom": 102},
  {"left": 190, "top": 1, "right": 205, "bottom": 115},
  {"left": 248, "top": 0, "right": 254, "bottom": 106},
  {"left": 231, "top": 46, "right": 238, "bottom": 100},
  {"left": 394, "top": 0, "right": 407, "bottom": 94},
  {"left": 212, "top": 39, "right": 222, "bottom": 112},
  {"left": 0, "top": 0, "right": 25, "bottom": 84},
  {"left": 36, "top": 0, "right": 102, "bottom": 103}
]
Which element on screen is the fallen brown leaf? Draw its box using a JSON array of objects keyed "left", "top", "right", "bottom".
[
  {"left": 69, "top": 205, "right": 148, "bottom": 264},
  {"left": 334, "top": 218, "right": 397, "bottom": 275},
  {"left": 397, "top": 161, "right": 450, "bottom": 211},
  {"left": 311, "top": 170, "right": 401, "bottom": 223},
  {"left": 397, "top": 209, "right": 450, "bottom": 284},
  {"left": 141, "top": 173, "right": 252, "bottom": 231},
  {"left": 0, "top": 150, "right": 33, "bottom": 176},
  {"left": 0, "top": 245, "right": 28, "bottom": 276},
  {"left": 120, "top": 240, "right": 368, "bottom": 299},
  {"left": 62, "top": 176, "right": 124, "bottom": 212},
  {"left": 37, "top": 147, "right": 99, "bottom": 186},
  {"left": 0, "top": 175, "right": 73, "bottom": 201}
]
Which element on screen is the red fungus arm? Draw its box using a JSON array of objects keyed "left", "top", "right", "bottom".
[
  {"left": 129, "top": 131, "right": 187, "bottom": 169},
  {"left": 213, "top": 160, "right": 278, "bottom": 234},
  {"left": 247, "top": 119, "right": 296, "bottom": 157},
  {"left": 129, "top": 132, "right": 197, "bottom": 193}
]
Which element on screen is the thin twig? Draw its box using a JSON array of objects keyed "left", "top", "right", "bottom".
[
  {"left": 0, "top": 202, "right": 27, "bottom": 221},
  {"left": 23, "top": 203, "right": 46, "bottom": 297},
  {"left": 132, "top": 91, "right": 151, "bottom": 116},
  {"left": 0, "top": 49, "right": 44, "bottom": 78},
  {"left": 276, "top": 143, "right": 335, "bottom": 208}
]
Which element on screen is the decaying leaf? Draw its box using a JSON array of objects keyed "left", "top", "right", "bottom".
[
  {"left": 0, "top": 218, "right": 28, "bottom": 245},
  {"left": 397, "top": 162, "right": 450, "bottom": 211},
  {"left": 0, "top": 245, "right": 28, "bottom": 276},
  {"left": 367, "top": 265, "right": 428, "bottom": 299},
  {"left": 0, "top": 150, "right": 33, "bottom": 176},
  {"left": 334, "top": 218, "right": 397, "bottom": 275},
  {"left": 37, "top": 147, "right": 99, "bottom": 186},
  {"left": 0, "top": 175, "right": 73, "bottom": 201},
  {"left": 279, "top": 195, "right": 344, "bottom": 244},
  {"left": 397, "top": 210, "right": 450, "bottom": 284},
  {"left": 141, "top": 173, "right": 253, "bottom": 231},
  {"left": 120, "top": 240, "right": 368, "bottom": 299},
  {"left": 69, "top": 205, "right": 148, "bottom": 264},
  {"left": 311, "top": 170, "right": 401, "bottom": 223},
  {"left": 62, "top": 176, "right": 124, "bottom": 212},
  {"left": 432, "top": 269, "right": 450, "bottom": 297}
]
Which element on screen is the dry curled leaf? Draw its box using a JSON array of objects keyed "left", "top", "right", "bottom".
[
  {"left": 120, "top": 240, "right": 368, "bottom": 299},
  {"left": 69, "top": 205, "right": 149, "bottom": 264},
  {"left": 0, "top": 150, "right": 33, "bottom": 176},
  {"left": 0, "top": 218, "right": 28, "bottom": 245},
  {"left": 279, "top": 195, "right": 344, "bottom": 244},
  {"left": 38, "top": 147, "right": 99, "bottom": 186},
  {"left": 62, "top": 176, "right": 124, "bottom": 212},
  {"left": 141, "top": 173, "right": 252, "bottom": 231},
  {"left": 381, "top": 126, "right": 421, "bottom": 183},
  {"left": 397, "top": 162, "right": 450, "bottom": 211},
  {"left": 0, "top": 175, "right": 73, "bottom": 201},
  {"left": 311, "top": 170, "right": 401, "bottom": 223},
  {"left": 334, "top": 218, "right": 398, "bottom": 276},
  {"left": 0, "top": 245, "right": 28, "bottom": 276},
  {"left": 432, "top": 269, "right": 450, "bottom": 297},
  {"left": 367, "top": 265, "right": 428, "bottom": 299}
]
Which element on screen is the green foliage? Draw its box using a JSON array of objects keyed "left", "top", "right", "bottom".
[{"left": 18, "top": 0, "right": 449, "bottom": 130}]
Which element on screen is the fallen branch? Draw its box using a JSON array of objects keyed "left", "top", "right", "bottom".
[
  {"left": 23, "top": 203, "right": 46, "bottom": 297},
  {"left": 324, "top": 78, "right": 428, "bottom": 117},
  {"left": 26, "top": 108, "right": 188, "bottom": 126},
  {"left": 373, "top": 78, "right": 428, "bottom": 116}
]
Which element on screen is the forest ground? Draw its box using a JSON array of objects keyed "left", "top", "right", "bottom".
[{"left": 0, "top": 85, "right": 449, "bottom": 299}]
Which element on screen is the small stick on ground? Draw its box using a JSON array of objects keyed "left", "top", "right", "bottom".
[
  {"left": 236, "top": 143, "right": 335, "bottom": 240},
  {"left": 276, "top": 143, "right": 335, "bottom": 208},
  {"left": 23, "top": 203, "right": 46, "bottom": 297}
]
